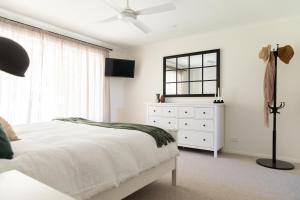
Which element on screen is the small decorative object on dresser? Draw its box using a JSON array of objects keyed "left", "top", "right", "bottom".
[
  {"left": 213, "top": 87, "right": 224, "bottom": 103},
  {"left": 147, "top": 103, "right": 224, "bottom": 157},
  {"left": 160, "top": 95, "right": 165, "bottom": 103},
  {"left": 156, "top": 93, "right": 161, "bottom": 103}
]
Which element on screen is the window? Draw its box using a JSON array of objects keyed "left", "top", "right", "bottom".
[{"left": 0, "top": 18, "right": 110, "bottom": 124}]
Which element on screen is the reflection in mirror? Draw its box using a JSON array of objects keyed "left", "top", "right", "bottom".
[
  {"left": 190, "top": 82, "right": 202, "bottom": 94},
  {"left": 177, "top": 69, "right": 188, "bottom": 82},
  {"left": 190, "top": 68, "right": 202, "bottom": 81},
  {"left": 166, "top": 83, "right": 176, "bottom": 95},
  {"left": 166, "top": 71, "right": 176, "bottom": 82},
  {"left": 203, "top": 67, "right": 217, "bottom": 80},
  {"left": 177, "top": 82, "right": 189, "bottom": 94},
  {"left": 177, "top": 57, "right": 189, "bottom": 69},
  {"left": 166, "top": 58, "right": 176, "bottom": 70},
  {"left": 190, "top": 54, "right": 202, "bottom": 68},
  {"left": 203, "top": 81, "right": 216, "bottom": 94},
  {"left": 203, "top": 53, "right": 217, "bottom": 66}
]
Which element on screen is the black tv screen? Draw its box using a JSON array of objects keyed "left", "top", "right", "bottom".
[{"left": 105, "top": 58, "right": 135, "bottom": 78}]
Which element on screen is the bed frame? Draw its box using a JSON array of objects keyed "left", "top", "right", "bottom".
[{"left": 89, "top": 130, "right": 178, "bottom": 200}]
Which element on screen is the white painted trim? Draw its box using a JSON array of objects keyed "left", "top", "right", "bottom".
[
  {"left": 0, "top": 8, "right": 118, "bottom": 50},
  {"left": 224, "top": 149, "right": 300, "bottom": 164}
]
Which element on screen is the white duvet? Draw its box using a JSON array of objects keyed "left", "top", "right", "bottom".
[{"left": 0, "top": 121, "right": 179, "bottom": 200}]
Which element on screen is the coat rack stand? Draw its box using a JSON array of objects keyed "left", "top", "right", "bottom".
[{"left": 256, "top": 44, "right": 294, "bottom": 170}]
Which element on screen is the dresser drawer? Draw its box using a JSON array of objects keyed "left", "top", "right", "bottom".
[
  {"left": 161, "top": 118, "right": 177, "bottom": 129},
  {"left": 178, "top": 107, "right": 194, "bottom": 118},
  {"left": 195, "top": 107, "right": 214, "bottom": 119},
  {"left": 199, "top": 120, "right": 214, "bottom": 132},
  {"left": 148, "top": 106, "right": 162, "bottom": 116},
  {"left": 163, "top": 107, "right": 177, "bottom": 117},
  {"left": 179, "top": 119, "right": 214, "bottom": 132},
  {"left": 178, "top": 131, "right": 213, "bottom": 148},
  {"left": 179, "top": 119, "right": 196, "bottom": 130},
  {"left": 148, "top": 117, "right": 163, "bottom": 127}
]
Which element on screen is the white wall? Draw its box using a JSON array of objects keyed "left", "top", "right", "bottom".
[
  {"left": 109, "top": 48, "right": 130, "bottom": 122},
  {"left": 123, "top": 17, "right": 300, "bottom": 162}
]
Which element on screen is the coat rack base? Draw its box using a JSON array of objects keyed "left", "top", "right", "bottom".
[{"left": 256, "top": 158, "right": 294, "bottom": 170}]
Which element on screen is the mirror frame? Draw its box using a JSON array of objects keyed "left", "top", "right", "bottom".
[{"left": 163, "top": 49, "right": 220, "bottom": 97}]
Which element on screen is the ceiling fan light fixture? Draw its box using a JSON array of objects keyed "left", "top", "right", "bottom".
[{"left": 99, "top": 0, "right": 176, "bottom": 34}]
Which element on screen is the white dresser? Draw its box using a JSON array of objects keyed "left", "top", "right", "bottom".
[{"left": 147, "top": 103, "right": 224, "bottom": 157}]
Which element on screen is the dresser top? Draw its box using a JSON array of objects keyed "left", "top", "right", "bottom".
[{"left": 147, "top": 102, "right": 224, "bottom": 107}]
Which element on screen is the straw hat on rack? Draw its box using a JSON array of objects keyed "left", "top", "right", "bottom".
[{"left": 259, "top": 44, "right": 272, "bottom": 62}]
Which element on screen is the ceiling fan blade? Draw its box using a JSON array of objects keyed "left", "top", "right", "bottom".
[
  {"left": 96, "top": 16, "right": 119, "bottom": 23},
  {"left": 102, "top": 0, "right": 123, "bottom": 13},
  {"left": 132, "top": 20, "right": 151, "bottom": 33},
  {"left": 136, "top": 3, "right": 176, "bottom": 15}
]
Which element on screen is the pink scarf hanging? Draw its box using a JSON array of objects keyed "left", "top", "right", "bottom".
[{"left": 263, "top": 52, "right": 275, "bottom": 127}]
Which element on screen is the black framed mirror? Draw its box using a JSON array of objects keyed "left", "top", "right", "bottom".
[{"left": 163, "top": 49, "right": 220, "bottom": 97}]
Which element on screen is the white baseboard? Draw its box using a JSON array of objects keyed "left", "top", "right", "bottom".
[{"left": 223, "top": 149, "right": 300, "bottom": 164}]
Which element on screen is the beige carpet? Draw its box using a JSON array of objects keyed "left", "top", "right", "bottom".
[{"left": 125, "top": 148, "right": 300, "bottom": 200}]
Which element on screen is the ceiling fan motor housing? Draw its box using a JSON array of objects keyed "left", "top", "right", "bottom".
[{"left": 118, "top": 9, "right": 137, "bottom": 22}]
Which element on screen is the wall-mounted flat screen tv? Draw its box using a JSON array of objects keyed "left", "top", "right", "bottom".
[{"left": 105, "top": 58, "right": 135, "bottom": 78}]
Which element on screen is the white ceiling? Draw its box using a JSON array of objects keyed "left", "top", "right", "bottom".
[{"left": 0, "top": 0, "right": 300, "bottom": 48}]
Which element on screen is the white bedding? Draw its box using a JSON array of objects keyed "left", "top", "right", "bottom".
[{"left": 0, "top": 121, "right": 179, "bottom": 200}]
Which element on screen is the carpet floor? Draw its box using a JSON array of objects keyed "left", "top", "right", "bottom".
[{"left": 125, "top": 148, "right": 300, "bottom": 200}]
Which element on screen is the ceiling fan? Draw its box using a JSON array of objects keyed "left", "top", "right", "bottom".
[{"left": 98, "top": 0, "right": 176, "bottom": 33}]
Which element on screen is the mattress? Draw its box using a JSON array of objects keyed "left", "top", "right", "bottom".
[{"left": 0, "top": 121, "right": 179, "bottom": 200}]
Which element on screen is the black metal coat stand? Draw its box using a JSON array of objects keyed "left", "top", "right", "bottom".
[{"left": 256, "top": 45, "right": 294, "bottom": 170}]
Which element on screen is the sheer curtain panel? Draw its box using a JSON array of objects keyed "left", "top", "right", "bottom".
[{"left": 0, "top": 18, "right": 110, "bottom": 124}]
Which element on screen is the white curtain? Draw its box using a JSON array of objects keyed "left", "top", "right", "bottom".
[{"left": 0, "top": 18, "right": 110, "bottom": 125}]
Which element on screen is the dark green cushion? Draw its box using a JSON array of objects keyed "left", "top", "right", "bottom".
[{"left": 0, "top": 125, "right": 14, "bottom": 159}]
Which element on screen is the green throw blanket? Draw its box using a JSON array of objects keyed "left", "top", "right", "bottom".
[{"left": 55, "top": 118, "right": 175, "bottom": 148}]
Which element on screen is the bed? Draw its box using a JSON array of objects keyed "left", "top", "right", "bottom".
[{"left": 0, "top": 120, "right": 179, "bottom": 200}]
